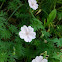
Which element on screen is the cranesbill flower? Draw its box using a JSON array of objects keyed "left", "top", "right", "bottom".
[
  {"left": 28, "top": 0, "right": 38, "bottom": 10},
  {"left": 32, "top": 56, "right": 48, "bottom": 62},
  {"left": 19, "top": 25, "right": 36, "bottom": 42}
]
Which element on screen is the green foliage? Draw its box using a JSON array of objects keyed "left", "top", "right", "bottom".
[
  {"left": 47, "top": 9, "right": 56, "bottom": 24},
  {"left": 46, "top": 9, "right": 57, "bottom": 27},
  {"left": 53, "top": 38, "right": 62, "bottom": 47},
  {"left": 0, "top": 41, "right": 16, "bottom": 62},
  {"left": 0, "top": 29, "right": 11, "bottom": 39},
  {"left": 8, "top": 0, "right": 21, "bottom": 10},
  {"left": 0, "top": 0, "right": 62, "bottom": 62},
  {"left": 0, "top": 52, "right": 8, "bottom": 62},
  {"left": 0, "top": 0, "right": 6, "bottom": 2},
  {"left": 41, "top": 31, "right": 50, "bottom": 38},
  {"left": 57, "top": 12, "right": 62, "bottom": 21},
  {"left": 31, "top": 18, "right": 44, "bottom": 31},
  {"left": 9, "top": 25, "right": 18, "bottom": 33},
  {"left": 53, "top": 52, "right": 62, "bottom": 62}
]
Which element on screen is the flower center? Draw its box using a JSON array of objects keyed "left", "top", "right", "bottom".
[
  {"left": 26, "top": 32, "right": 29, "bottom": 35},
  {"left": 32, "top": 3, "right": 34, "bottom": 6}
]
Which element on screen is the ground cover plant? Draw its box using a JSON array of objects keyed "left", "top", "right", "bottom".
[{"left": 0, "top": 0, "right": 62, "bottom": 62}]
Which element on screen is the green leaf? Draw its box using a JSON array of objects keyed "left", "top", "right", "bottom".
[
  {"left": 0, "top": 29, "right": 11, "bottom": 39},
  {"left": 0, "top": 52, "right": 8, "bottom": 62},
  {"left": 15, "top": 44, "right": 25, "bottom": 57},
  {"left": 9, "top": 25, "right": 18, "bottom": 33},
  {"left": 0, "top": 11, "right": 7, "bottom": 23},
  {"left": 53, "top": 52, "right": 62, "bottom": 62},
  {"left": 31, "top": 18, "right": 44, "bottom": 31},
  {"left": 57, "top": 12, "right": 62, "bottom": 21},
  {"left": 53, "top": 38, "right": 62, "bottom": 47},
  {"left": 47, "top": 9, "right": 56, "bottom": 25},
  {"left": 41, "top": 31, "right": 50, "bottom": 38}
]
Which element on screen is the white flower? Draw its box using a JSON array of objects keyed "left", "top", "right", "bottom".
[
  {"left": 19, "top": 25, "right": 36, "bottom": 42},
  {"left": 41, "top": 59, "right": 48, "bottom": 62},
  {"left": 32, "top": 56, "right": 48, "bottom": 62},
  {"left": 32, "top": 56, "right": 43, "bottom": 62},
  {"left": 28, "top": 0, "right": 38, "bottom": 10}
]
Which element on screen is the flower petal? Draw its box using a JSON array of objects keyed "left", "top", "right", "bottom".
[
  {"left": 41, "top": 59, "right": 48, "bottom": 62},
  {"left": 28, "top": 26, "right": 34, "bottom": 32},
  {"left": 29, "top": 32, "right": 36, "bottom": 39},
  {"left": 35, "top": 56, "right": 43, "bottom": 62},
  {"left": 21, "top": 25, "right": 28, "bottom": 32},
  {"left": 24, "top": 36, "right": 32, "bottom": 42},
  {"left": 28, "top": 0, "right": 38, "bottom": 10},
  {"left": 19, "top": 31, "right": 25, "bottom": 39},
  {"left": 32, "top": 59, "right": 36, "bottom": 62}
]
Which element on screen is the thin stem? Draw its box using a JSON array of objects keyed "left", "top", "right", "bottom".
[
  {"left": 0, "top": 2, "right": 4, "bottom": 9},
  {"left": 42, "top": 9, "right": 48, "bottom": 16},
  {"left": 8, "top": 4, "right": 23, "bottom": 21},
  {"left": 29, "top": 8, "right": 35, "bottom": 18}
]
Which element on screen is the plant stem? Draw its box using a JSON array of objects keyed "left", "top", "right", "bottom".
[
  {"left": 8, "top": 4, "right": 23, "bottom": 21},
  {"left": 29, "top": 9, "right": 35, "bottom": 18},
  {"left": 0, "top": 2, "right": 4, "bottom": 9}
]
